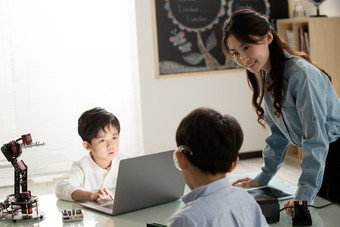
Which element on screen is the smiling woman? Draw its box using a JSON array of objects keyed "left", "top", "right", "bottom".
[
  {"left": 221, "top": 9, "right": 340, "bottom": 208},
  {"left": 0, "top": 0, "right": 142, "bottom": 187}
]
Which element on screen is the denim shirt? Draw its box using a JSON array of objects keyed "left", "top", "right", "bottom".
[
  {"left": 255, "top": 51, "right": 340, "bottom": 203},
  {"left": 168, "top": 177, "right": 269, "bottom": 227}
]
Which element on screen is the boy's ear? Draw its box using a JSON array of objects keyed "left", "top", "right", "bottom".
[
  {"left": 175, "top": 151, "right": 188, "bottom": 170},
  {"left": 227, "top": 156, "right": 239, "bottom": 173},
  {"left": 82, "top": 141, "right": 92, "bottom": 151}
]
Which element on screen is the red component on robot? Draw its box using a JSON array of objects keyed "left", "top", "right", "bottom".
[
  {"left": 17, "top": 160, "right": 27, "bottom": 171},
  {"left": 21, "top": 134, "right": 32, "bottom": 145},
  {"left": 10, "top": 141, "right": 22, "bottom": 157},
  {"left": 22, "top": 208, "right": 33, "bottom": 214},
  {"left": 19, "top": 191, "right": 31, "bottom": 199}
]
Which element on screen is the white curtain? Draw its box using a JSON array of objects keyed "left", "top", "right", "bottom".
[{"left": 0, "top": 0, "right": 143, "bottom": 186}]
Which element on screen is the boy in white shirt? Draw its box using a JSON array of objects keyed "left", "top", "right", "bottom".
[
  {"left": 169, "top": 108, "right": 269, "bottom": 227},
  {"left": 56, "top": 107, "right": 127, "bottom": 201}
]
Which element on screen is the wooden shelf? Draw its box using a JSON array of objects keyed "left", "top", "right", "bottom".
[
  {"left": 277, "top": 17, "right": 340, "bottom": 97},
  {"left": 286, "top": 145, "right": 302, "bottom": 162}
]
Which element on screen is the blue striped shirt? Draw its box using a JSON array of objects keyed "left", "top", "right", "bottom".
[{"left": 168, "top": 177, "right": 269, "bottom": 227}]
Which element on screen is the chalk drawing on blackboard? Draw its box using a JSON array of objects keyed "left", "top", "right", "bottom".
[
  {"left": 227, "top": 0, "right": 270, "bottom": 17},
  {"left": 153, "top": 0, "right": 273, "bottom": 76}
]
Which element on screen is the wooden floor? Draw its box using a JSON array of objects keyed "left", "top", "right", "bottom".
[{"left": 0, "top": 157, "right": 301, "bottom": 197}]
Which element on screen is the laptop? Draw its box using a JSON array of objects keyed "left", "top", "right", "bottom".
[{"left": 80, "top": 150, "right": 185, "bottom": 215}]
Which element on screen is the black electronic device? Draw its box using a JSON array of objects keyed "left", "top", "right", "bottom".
[
  {"left": 247, "top": 186, "right": 293, "bottom": 201},
  {"left": 254, "top": 194, "right": 280, "bottom": 224},
  {"left": 292, "top": 201, "right": 312, "bottom": 226}
]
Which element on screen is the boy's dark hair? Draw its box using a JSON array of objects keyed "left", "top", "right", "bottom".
[
  {"left": 176, "top": 107, "right": 243, "bottom": 175},
  {"left": 78, "top": 107, "right": 120, "bottom": 143}
]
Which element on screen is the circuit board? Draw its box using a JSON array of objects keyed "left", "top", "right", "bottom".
[{"left": 61, "top": 209, "right": 83, "bottom": 222}]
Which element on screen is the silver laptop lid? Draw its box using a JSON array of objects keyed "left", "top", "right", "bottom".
[{"left": 112, "top": 149, "right": 185, "bottom": 215}]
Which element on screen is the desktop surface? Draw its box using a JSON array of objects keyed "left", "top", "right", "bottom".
[{"left": 1, "top": 172, "right": 339, "bottom": 226}]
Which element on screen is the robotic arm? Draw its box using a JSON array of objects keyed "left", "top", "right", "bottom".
[
  {"left": 1, "top": 134, "right": 45, "bottom": 162},
  {"left": 1, "top": 134, "right": 45, "bottom": 217},
  {"left": 2, "top": 134, "right": 45, "bottom": 175}
]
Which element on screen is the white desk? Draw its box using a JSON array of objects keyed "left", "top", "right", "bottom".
[{"left": 1, "top": 172, "right": 340, "bottom": 226}]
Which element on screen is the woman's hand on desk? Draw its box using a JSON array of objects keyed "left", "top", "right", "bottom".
[{"left": 231, "top": 177, "right": 260, "bottom": 187}]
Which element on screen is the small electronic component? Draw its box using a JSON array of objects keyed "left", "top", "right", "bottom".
[
  {"left": 61, "top": 209, "right": 83, "bottom": 222},
  {"left": 292, "top": 201, "right": 312, "bottom": 226}
]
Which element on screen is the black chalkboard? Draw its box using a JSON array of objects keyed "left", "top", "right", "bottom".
[{"left": 152, "top": 0, "right": 288, "bottom": 77}]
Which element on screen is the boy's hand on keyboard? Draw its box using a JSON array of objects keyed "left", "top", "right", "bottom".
[{"left": 91, "top": 188, "right": 114, "bottom": 202}]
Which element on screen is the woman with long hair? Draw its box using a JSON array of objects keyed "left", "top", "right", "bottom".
[{"left": 221, "top": 9, "right": 340, "bottom": 212}]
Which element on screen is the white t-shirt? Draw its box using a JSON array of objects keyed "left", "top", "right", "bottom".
[{"left": 55, "top": 152, "right": 128, "bottom": 201}]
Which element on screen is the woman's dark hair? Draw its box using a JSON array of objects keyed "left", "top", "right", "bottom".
[
  {"left": 176, "top": 107, "right": 243, "bottom": 175},
  {"left": 221, "top": 9, "right": 331, "bottom": 126},
  {"left": 78, "top": 107, "right": 120, "bottom": 143}
]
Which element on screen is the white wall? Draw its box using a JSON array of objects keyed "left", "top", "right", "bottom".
[
  {"left": 0, "top": 0, "right": 143, "bottom": 184},
  {"left": 134, "top": 1, "right": 269, "bottom": 154}
]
